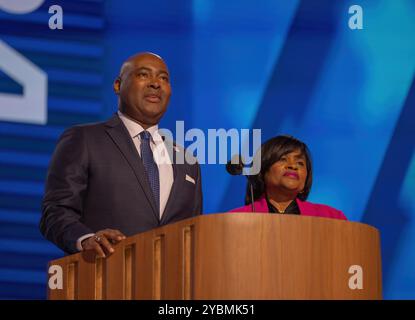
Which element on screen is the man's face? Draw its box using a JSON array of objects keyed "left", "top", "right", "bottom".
[{"left": 116, "top": 54, "right": 171, "bottom": 126}]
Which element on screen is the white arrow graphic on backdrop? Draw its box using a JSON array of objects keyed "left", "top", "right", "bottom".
[
  {"left": 0, "top": 0, "right": 48, "bottom": 124},
  {"left": 0, "top": 0, "right": 44, "bottom": 14},
  {"left": 0, "top": 40, "right": 47, "bottom": 125}
]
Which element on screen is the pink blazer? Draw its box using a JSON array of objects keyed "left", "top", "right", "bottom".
[{"left": 229, "top": 196, "right": 347, "bottom": 220}]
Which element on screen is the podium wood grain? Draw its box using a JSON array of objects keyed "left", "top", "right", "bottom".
[{"left": 48, "top": 213, "right": 382, "bottom": 300}]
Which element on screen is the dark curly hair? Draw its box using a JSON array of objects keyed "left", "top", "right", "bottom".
[{"left": 245, "top": 135, "right": 313, "bottom": 205}]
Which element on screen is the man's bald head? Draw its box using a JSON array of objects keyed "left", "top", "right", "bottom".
[
  {"left": 118, "top": 52, "right": 167, "bottom": 79},
  {"left": 114, "top": 52, "right": 171, "bottom": 128}
]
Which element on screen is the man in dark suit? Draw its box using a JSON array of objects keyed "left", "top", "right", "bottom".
[{"left": 40, "top": 52, "right": 202, "bottom": 256}]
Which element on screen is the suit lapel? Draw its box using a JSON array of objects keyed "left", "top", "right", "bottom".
[
  {"left": 160, "top": 140, "right": 185, "bottom": 224},
  {"left": 104, "top": 114, "right": 159, "bottom": 220}
]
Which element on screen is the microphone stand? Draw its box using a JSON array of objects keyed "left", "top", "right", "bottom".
[
  {"left": 226, "top": 155, "right": 256, "bottom": 212},
  {"left": 247, "top": 176, "right": 256, "bottom": 212}
]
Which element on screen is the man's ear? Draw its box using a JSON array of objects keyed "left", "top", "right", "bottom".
[{"left": 113, "top": 77, "right": 121, "bottom": 94}]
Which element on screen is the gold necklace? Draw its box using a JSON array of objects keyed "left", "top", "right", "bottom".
[{"left": 274, "top": 202, "right": 286, "bottom": 213}]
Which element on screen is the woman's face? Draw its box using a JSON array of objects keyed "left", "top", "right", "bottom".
[{"left": 264, "top": 149, "right": 308, "bottom": 195}]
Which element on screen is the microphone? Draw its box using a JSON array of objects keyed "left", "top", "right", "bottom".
[
  {"left": 226, "top": 155, "right": 256, "bottom": 212},
  {"left": 226, "top": 154, "right": 244, "bottom": 176}
]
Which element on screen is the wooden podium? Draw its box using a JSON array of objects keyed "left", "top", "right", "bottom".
[{"left": 47, "top": 213, "right": 382, "bottom": 300}]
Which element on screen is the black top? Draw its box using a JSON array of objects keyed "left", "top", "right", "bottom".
[{"left": 266, "top": 197, "right": 300, "bottom": 215}]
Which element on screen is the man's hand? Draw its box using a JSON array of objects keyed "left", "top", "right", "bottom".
[{"left": 81, "top": 229, "right": 126, "bottom": 258}]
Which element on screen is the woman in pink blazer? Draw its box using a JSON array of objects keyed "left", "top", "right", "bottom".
[{"left": 229, "top": 135, "right": 347, "bottom": 220}]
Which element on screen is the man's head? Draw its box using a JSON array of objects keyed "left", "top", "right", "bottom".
[{"left": 114, "top": 52, "right": 171, "bottom": 128}]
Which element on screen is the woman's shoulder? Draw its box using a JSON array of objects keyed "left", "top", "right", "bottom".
[{"left": 297, "top": 199, "right": 347, "bottom": 220}]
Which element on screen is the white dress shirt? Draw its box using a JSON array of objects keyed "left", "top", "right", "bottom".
[
  {"left": 117, "top": 110, "right": 174, "bottom": 217},
  {"left": 76, "top": 111, "right": 174, "bottom": 251}
]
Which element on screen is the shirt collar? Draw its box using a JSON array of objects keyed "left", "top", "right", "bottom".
[{"left": 117, "top": 111, "right": 163, "bottom": 143}]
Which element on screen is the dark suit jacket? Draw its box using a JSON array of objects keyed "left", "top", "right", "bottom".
[{"left": 40, "top": 114, "right": 203, "bottom": 253}]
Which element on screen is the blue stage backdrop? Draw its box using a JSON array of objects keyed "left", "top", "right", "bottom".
[{"left": 0, "top": 0, "right": 414, "bottom": 299}]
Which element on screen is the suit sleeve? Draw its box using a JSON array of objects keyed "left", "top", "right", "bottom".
[
  {"left": 193, "top": 162, "right": 203, "bottom": 215},
  {"left": 40, "top": 126, "right": 94, "bottom": 253}
]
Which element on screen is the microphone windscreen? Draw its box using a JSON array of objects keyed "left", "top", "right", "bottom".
[{"left": 226, "top": 154, "right": 244, "bottom": 175}]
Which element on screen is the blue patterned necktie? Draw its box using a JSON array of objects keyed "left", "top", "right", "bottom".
[{"left": 139, "top": 131, "right": 160, "bottom": 214}]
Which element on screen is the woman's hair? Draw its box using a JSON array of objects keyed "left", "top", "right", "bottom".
[{"left": 245, "top": 135, "right": 313, "bottom": 204}]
